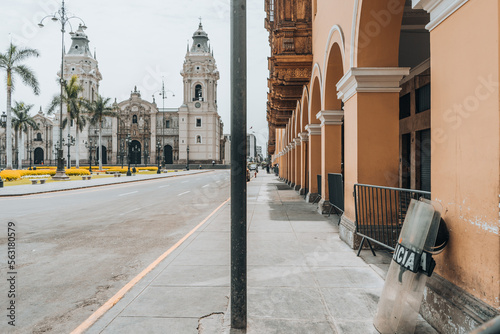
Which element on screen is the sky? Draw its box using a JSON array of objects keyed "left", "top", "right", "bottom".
[{"left": 0, "top": 0, "right": 270, "bottom": 149}]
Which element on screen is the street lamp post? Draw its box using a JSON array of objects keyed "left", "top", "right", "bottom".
[
  {"left": 126, "top": 134, "right": 132, "bottom": 176},
  {"left": 85, "top": 139, "right": 96, "bottom": 173},
  {"left": 156, "top": 139, "right": 161, "bottom": 174},
  {"left": 119, "top": 139, "right": 125, "bottom": 169},
  {"left": 0, "top": 112, "right": 6, "bottom": 186},
  {"left": 14, "top": 148, "right": 19, "bottom": 169},
  {"left": 153, "top": 79, "right": 175, "bottom": 166},
  {"left": 65, "top": 133, "right": 75, "bottom": 169},
  {"left": 38, "top": 0, "right": 86, "bottom": 180},
  {"left": 186, "top": 145, "right": 190, "bottom": 170},
  {"left": 1, "top": 112, "right": 6, "bottom": 166},
  {"left": 27, "top": 139, "right": 33, "bottom": 170},
  {"left": 143, "top": 140, "right": 149, "bottom": 166}
]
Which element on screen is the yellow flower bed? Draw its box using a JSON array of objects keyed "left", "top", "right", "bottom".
[
  {"left": 137, "top": 167, "right": 158, "bottom": 171},
  {"left": 0, "top": 170, "right": 22, "bottom": 181},
  {"left": 106, "top": 168, "right": 127, "bottom": 174},
  {"left": 20, "top": 170, "right": 57, "bottom": 177},
  {"left": 65, "top": 169, "right": 90, "bottom": 176}
]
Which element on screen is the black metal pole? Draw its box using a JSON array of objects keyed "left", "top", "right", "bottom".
[
  {"left": 127, "top": 141, "right": 131, "bottom": 176},
  {"left": 230, "top": 0, "right": 247, "bottom": 329}
]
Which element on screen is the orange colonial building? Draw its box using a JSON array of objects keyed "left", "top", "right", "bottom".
[{"left": 266, "top": 0, "right": 499, "bottom": 332}]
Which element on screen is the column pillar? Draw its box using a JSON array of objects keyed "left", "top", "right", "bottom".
[
  {"left": 336, "top": 67, "right": 409, "bottom": 247},
  {"left": 290, "top": 142, "right": 296, "bottom": 187},
  {"left": 305, "top": 124, "right": 321, "bottom": 202},
  {"left": 298, "top": 132, "right": 308, "bottom": 195},
  {"left": 294, "top": 138, "right": 301, "bottom": 191},
  {"left": 316, "top": 110, "right": 344, "bottom": 213}
]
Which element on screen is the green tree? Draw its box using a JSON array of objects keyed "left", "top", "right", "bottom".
[
  {"left": 84, "top": 95, "right": 117, "bottom": 171},
  {"left": 48, "top": 75, "right": 85, "bottom": 168},
  {"left": 0, "top": 43, "right": 40, "bottom": 169},
  {"left": 12, "top": 102, "right": 38, "bottom": 169}
]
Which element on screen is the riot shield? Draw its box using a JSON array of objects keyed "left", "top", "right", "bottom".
[{"left": 373, "top": 198, "right": 442, "bottom": 334}]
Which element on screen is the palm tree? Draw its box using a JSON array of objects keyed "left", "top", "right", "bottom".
[
  {"left": 47, "top": 75, "right": 84, "bottom": 168},
  {"left": 0, "top": 43, "right": 40, "bottom": 169},
  {"left": 12, "top": 102, "right": 38, "bottom": 169},
  {"left": 84, "top": 95, "right": 117, "bottom": 171}
]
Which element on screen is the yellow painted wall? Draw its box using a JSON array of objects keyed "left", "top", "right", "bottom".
[{"left": 431, "top": 0, "right": 499, "bottom": 308}]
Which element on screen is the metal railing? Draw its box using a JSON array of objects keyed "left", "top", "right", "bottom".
[{"left": 354, "top": 184, "right": 431, "bottom": 254}]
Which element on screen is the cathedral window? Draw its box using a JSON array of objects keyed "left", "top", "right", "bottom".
[
  {"left": 133, "top": 115, "right": 138, "bottom": 124},
  {"left": 36, "top": 133, "right": 42, "bottom": 141},
  {"left": 196, "top": 135, "right": 202, "bottom": 144},
  {"left": 165, "top": 120, "right": 170, "bottom": 128},
  {"left": 196, "top": 118, "right": 202, "bottom": 127}
]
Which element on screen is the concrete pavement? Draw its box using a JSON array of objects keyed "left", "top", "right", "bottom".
[{"left": 77, "top": 172, "right": 438, "bottom": 334}]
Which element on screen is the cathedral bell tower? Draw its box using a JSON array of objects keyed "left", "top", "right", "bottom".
[
  {"left": 63, "top": 24, "right": 102, "bottom": 102},
  {"left": 60, "top": 24, "right": 102, "bottom": 166},
  {"left": 178, "top": 21, "right": 222, "bottom": 164}
]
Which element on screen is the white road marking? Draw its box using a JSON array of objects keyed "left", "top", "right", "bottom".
[
  {"left": 182, "top": 181, "right": 189, "bottom": 183},
  {"left": 119, "top": 208, "right": 141, "bottom": 216},
  {"left": 202, "top": 184, "right": 209, "bottom": 188},
  {"left": 178, "top": 191, "right": 191, "bottom": 196},
  {"left": 159, "top": 185, "right": 170, "bottom": 188},
  {"left": 119, "top": 191, "right": 138, "bottom": 197}
]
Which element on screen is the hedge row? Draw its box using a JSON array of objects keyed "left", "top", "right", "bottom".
[{"left": 0, "top": 168, "right": 90, "bottom": 181}]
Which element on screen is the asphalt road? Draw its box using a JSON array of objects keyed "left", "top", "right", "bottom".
[{"left": 0, "top": 170, "right": 230, "bottom": 333}]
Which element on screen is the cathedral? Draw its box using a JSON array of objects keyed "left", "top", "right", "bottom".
[{"left": 0, "top": 22, "right": 224, "bottom": 167}]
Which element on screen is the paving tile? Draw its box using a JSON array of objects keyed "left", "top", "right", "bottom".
[
  {"left": 312, "top": 267, "right": 384, "bottom": 289},
  {"left": 248, "top": 287, "right": 328, "bottom": 321},
  {"left": 152, "top": 265, "right": 229, "bottom": 287},
  {"left": 169, "top": 250, "right": 229, "bottom": 266},
  {"left": 183, "top": 232, "right": 229, "bottom": 251},
  {"left": 203, "top": 220, "right": 230, "bottom": 232},
  {"left": 321, "top": 288, "right": 381, "bottom": 321},
  {"left": 121, "top": 286, "right": 229, "bottom": 318},
  {"left": 248, "top": 265, "right": 317, "bottom": 287},
  {"left": 297, "top": 233, "right": 352, "bottom": 253},
  {"left": 101, "top": 316, "right": 199, "bottom": 334},
  {"left": 248, "top": 249, "right": 307, "bottom": 266},
  {"left": 335, "top": 320, "right": 379, "bottom": 334},
  {"left": 248, "top": 232, "right": 297, "bottom": 243},
  {"left": 248, "top": 220, "right": 294, "bottom": 232},
  {"left": 304, "top": 251, "right": 368, "bottom": 267},
  {"left": 247, "top": 318, "right": 336, "bottom": 334},
  {"left": 290, "top": 220, "right": 339, "bottom": 232}
]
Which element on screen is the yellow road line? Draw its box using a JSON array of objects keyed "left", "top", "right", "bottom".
[{"left": 71, "top": 197, "right": 230, "bottom": 334}]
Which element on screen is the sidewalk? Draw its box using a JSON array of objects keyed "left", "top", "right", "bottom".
[
  {"left": 82, "top": 172, "right": 437, "bottom": 334},
  {"left": 0, "top": 170, "right": 208, "bottom": 197}
]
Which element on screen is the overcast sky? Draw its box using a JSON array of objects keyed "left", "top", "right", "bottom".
[{"left": 0, "top": 0, "right": 270, "bottom": 148}]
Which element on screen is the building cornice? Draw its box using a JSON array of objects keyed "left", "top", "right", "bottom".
[
  {"left": 412, "top": 0, "right": 469, "bottom": 31},
  {"left": 305, "top": 124, "right": 321, "bottom": 136},
  {"left": 336, "top": 67, "right": 410, "bottom": 102},
  {"left": 316, "top": 110, "right": 344, "bottom": 126}
]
